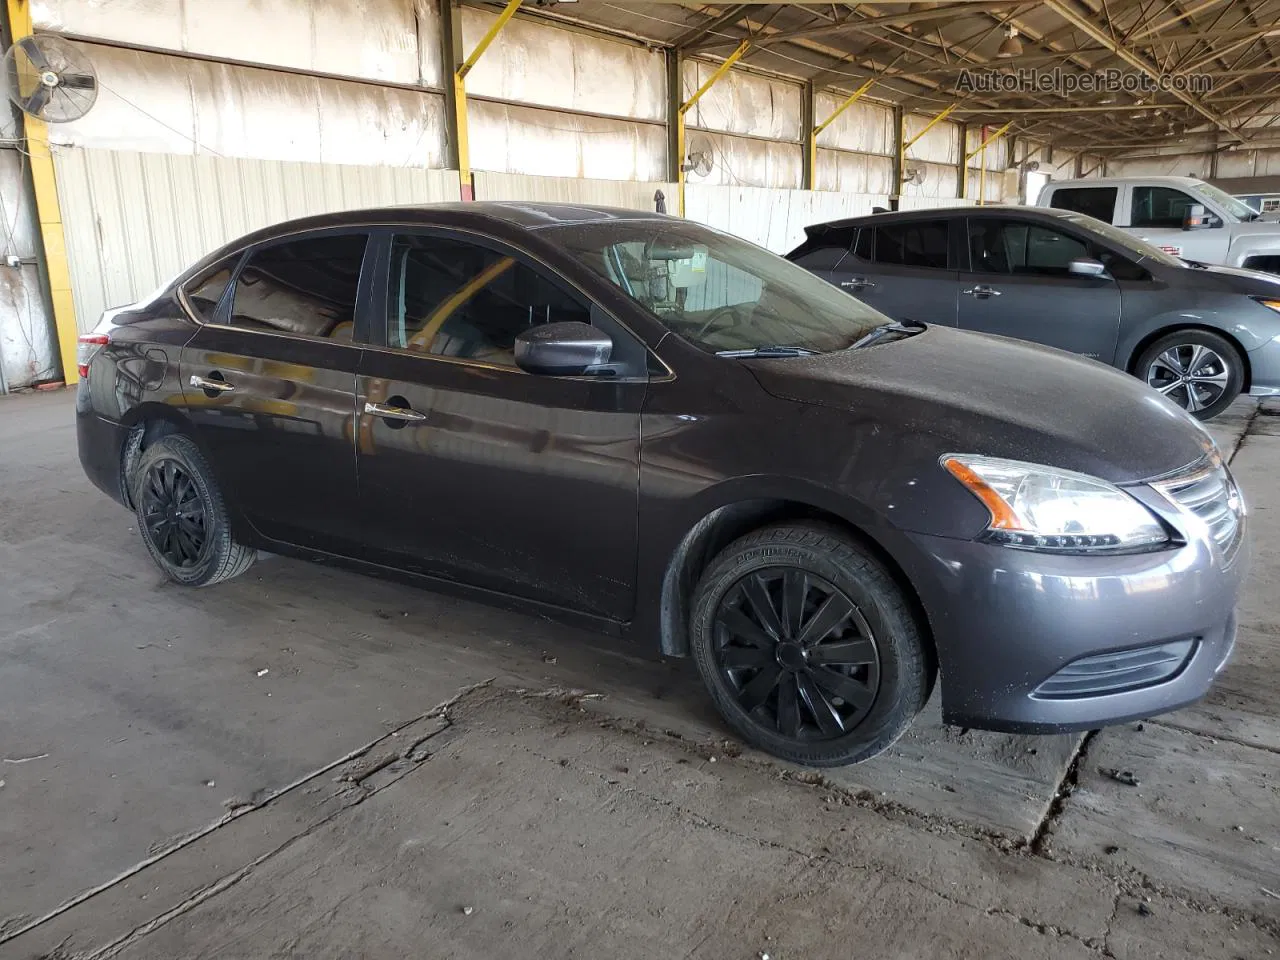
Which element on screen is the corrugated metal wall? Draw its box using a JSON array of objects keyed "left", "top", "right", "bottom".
[
  {"left": 53, "top": 147, "right": 459, "bottom": 331},
  {"left": 0, "top": 148, "right": 56, "bottom": 390},
  {"left": 685, "top": 184, "right": 889, "bottom": 252},
  {"left": 473, "top": 172, "right": 672, "bottom": 210}
]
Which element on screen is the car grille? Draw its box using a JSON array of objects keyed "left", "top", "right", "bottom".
[
  {"left": 1033, "top": 639, "right": 1197, "bottom": 699},
  {"left": 1154, "top": 457, "right": 1245, "bottom": 562}
]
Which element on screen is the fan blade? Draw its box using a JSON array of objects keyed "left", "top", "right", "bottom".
[
  {"left": 59, "top": 73, "right": 97, "bottom": 91},
  {"left": 22, "top": 84, "right": 52, "bottom": 116},
  {"left": 18, "top": 36, "right": 52, "bottom": 71}
]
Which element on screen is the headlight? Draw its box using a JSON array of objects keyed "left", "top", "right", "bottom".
[
  {"left": 1252, "top": 296, "right": 1280, "bottom": 315},
  {"left": 942, "top": 455, "right": 1168, "bottom": 552}
]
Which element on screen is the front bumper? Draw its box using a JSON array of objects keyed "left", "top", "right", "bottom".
[{"left": 899, "top": 486, "right": 1246, "bottom": 733}]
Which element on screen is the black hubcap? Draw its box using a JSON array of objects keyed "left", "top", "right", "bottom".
[
  {"left": 712, "top": 568, "right": 881, "bottom": 742},
  {"left": 140, "top": 459, "right": 207, "bottom": 568}
]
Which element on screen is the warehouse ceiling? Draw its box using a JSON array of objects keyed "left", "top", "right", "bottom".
[{"left": 522, "top": 0, "right": 1280, "bottom": 154}]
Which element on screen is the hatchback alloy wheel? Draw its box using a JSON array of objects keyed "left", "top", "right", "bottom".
[
  {"left": 711, "top": 568, "right": 882, "bottom": 740},
  {"left": 1146, "top": 343, "right": 1231, "bottom": 414},
  {"left": 139, "top": 458, "right": 208, "bottom": 569}
]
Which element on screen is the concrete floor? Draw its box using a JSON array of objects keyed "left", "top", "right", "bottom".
[{"left": 1, "top": 389, "right": 1277, "bottom": 959}]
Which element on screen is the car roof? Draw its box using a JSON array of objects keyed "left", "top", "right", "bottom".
[
  {"left": 1045, "top": 175, "right": 1205, "bottom": 189},
  {"left": 803, "top": 204, "right": 1080, "bottom": 234},
  {"left": 246, "top": 201, "right": 671, "bottom": 239}
]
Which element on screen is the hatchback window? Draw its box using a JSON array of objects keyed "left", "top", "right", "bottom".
[
  {"left": 230, "top": 234, "right": 367, "bottom": 340},
  {"left": 387, "top": 234, "right": 590, "bottom": 366},
  {"left": 183, "top": 266, "right": 233, "bottom": 322},
  {"left": 874, "top": 221, "right": 948, "bottom": 269},
  {"left": 1048, "top": 187, "right": 1118, "bottom": 223},
  {"left": 968, "top": 219, "right": 1091, "bottom": 276},
  {"left": 1131, "top": 186, "right": 1199, "bottom": 229}
]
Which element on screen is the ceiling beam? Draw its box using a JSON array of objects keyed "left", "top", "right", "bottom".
[
  {"left": 1043, "top": 0, "right": 1248, "bottom": 143},
  {"left": 671, "top": 4, "right": 752, "bottom": 50}
]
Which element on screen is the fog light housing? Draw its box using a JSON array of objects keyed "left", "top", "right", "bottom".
[{"left": 1032, "top": 639, "right": 1197, "bottom": 699}]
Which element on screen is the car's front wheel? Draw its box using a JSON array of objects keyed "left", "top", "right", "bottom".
[
  {"left": 1136, "top": 330, "right": 1243, "bottom": 420},
  {"left": 689, "top": 523, "right": 933, "bottom": 767},
  {"left": 131, "top": 434, "right": 257, "bottom": 586}
]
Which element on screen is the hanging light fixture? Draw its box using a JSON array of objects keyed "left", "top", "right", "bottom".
[{"left": 997, "top": 26, "right": 1022, "bottom": 58}]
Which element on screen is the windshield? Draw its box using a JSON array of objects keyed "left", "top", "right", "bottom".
[
  {"left": 542, "top": 219, "right": 891, "bottom": 354},
  {"left": 1194, "top": 182, "right": 1258, "bottom": 222},
  {"left": 1054, "top": 211, "right": 1185, "bottom": 268}
]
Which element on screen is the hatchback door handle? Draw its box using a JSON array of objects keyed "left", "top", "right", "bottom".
[
  {"left": 841, "top": 277, "right": 876, "bottom": 289},
  {"left": 364, "top": 401, "right": 426, "bottom": 422},
  {"left": 190, "top": 374, "right": 235, "bottom": 393},
  {"left": 962, "top": 285, "right": 1002, "bottom": 298}
]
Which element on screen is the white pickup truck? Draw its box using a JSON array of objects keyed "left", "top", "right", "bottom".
[{"left": 1036, "top": 176, "right": 1280, "bottom": 274}]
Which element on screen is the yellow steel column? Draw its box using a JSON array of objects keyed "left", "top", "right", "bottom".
[
  {"left": 6, "top": 0, "right": 79, "bottom": 383},
  {"left": 676, "top": 39, "right": 749, "bottom": 216},
  {"left": 898, "top": 103, "right": 956, "bottom": 188},
  {"left": 808, "top": 77, "right": 877, "bottom": 191},
  {"left": 964, "top": 121, "right": 1012, "bottom": 207},
  {"left": 452, "top": 0, "right": 522, "bottom": 201}
]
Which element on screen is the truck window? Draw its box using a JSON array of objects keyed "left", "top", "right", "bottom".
[
  {"left": 1048, "top": 187, "right": 1118, "bottom": 224},
  {"left": 1131, "top": 186, "right": 1199, "bottom": 229}
]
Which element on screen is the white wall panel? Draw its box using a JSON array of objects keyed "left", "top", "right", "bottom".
[
  {"left": 965, "top": 128, "right": 1010, "bottom": 171},
  {"left": 684, "top": 184, "right": 889, "bottom": 253},
  {"left": 473, "top": 172, "right": 672, "bottom": 211},
  {"left": 815, "top": 149, "right": 895, "bottom": 195},
  {"left": 1107, "top": 154, "right": 1212, "bottom": 178},
  {"left": 53, "top": 147, "right": 459, "bottom": 334},
  {"left": 814, "top": 94, "right": 894, "bottom": 155},
  {"left": 904, "top": 115, "right": 960, "bottom": 165},
  {"left": 31, "top": 0, "right": 437, "bottom": 86},
  {"left": 898, "top": 196, "right": 976, "bottom": 211},
  {"left": 46, "top": 42, "right": 448, "bottom": 168},
  {"left": 683, "top": 130, "right": 802, "bottom": 189},
  {"left": 461, "top": 7, "right": 664, "bottom": 121},
  {"left": 683, "top": 61, "right": 802, "bottom": 141},
  {"left": 901, "top": 161, "right": 958, "bottom": 200},
  {"left": 469, "top": 100, "right": 666, "bottom": 181}
]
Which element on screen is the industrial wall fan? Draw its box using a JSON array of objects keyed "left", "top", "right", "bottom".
[
  {"left": 4, "top": 35, "right": 98, "bottom": 122},
  {"left": 682, "top": 135, "right": 715, "bottom": 178}
]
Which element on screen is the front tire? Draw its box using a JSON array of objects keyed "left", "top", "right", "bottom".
[
  {"left": 689, "top": 523, "right": 933, "bottom": 767},
  {"left": 1136, "top": 330, "right": 1243, "bottom": 421},
  {"left": 131, "top": 434, "right": 257, "bottom": 586}
]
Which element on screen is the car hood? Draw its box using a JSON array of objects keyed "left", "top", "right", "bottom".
[
  {"left": 1189, "top": 261, "right": 1280, "bottom": 293},
  {"left": 746, "top": 326, "right": 1214, "bottom": 485},
  {"left": 1227, "top": 220, "right": 1280, "bottom": 239}
]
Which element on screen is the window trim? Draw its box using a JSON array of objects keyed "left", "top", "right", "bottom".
[
  {"left": 183, "top": 226, "right": 376, "bottom": 347},
  {"left": 371, "top": 225, "right": 664, "bottom": 382}
]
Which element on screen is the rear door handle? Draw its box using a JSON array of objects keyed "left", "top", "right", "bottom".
[
  {"left": 190, "top": 374, "right": 235, "bottom": 393},
  {"left": 364, "top": 401, "right": 426, "bottom": 422},
  {"left": 962, "top": 285, "right": 1002, "bottom": 298},
  {"left": 840, "top": 277, "right": 876, "bottom": 290}
]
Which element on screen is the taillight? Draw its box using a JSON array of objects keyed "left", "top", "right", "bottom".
[{"left": 77, "top": 333, "right": 109, "bottom": 379}]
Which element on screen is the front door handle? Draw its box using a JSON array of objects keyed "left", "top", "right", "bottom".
[
  {"left": 840, "top": 277, "right": 876, "bottom": 290},
  {"left": 962, "top": 285, "right": 1002, "bottom": 298},
  {"left": 364, "top": 401, "right": 426, "bottom": 422},
  {"left": 190, "top": 374, "right": 235, "bottom": 393}
]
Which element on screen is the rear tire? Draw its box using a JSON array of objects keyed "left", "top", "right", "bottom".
[
  {"left": 689, "top": 522, "right": 932, "bottom": 767},
  {"left": 1135, "top": 329, "right": 1243, "bottom": 421},
  {"left": 131, "top": 434, "right": 256, "bottom": 586}
]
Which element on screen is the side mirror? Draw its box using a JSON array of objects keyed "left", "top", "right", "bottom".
[
  {"left": 1067, "top": 257, "right": 1108, "bottom": 277},
  {"left": 1183, "top": 203, "right": 1210, "bottom": 230},
  {"left": 514, "top": 321, "right": 613, "bottom": 376}
]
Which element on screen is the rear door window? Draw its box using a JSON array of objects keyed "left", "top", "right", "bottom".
[
  {"left": 789, "top": 226, "right": 854, "bottom": 272},
  {"left": 1047, "top": 187, "right": 1118, "bottom": 224},
  {"left": 873, "top": 220, "right": 949, "bottom": 269},
  {"left": 229, "top": 233, "right": 369, "bottom": 341}
]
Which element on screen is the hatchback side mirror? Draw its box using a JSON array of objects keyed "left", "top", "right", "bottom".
[
  {"left": 1067, "top": 257, "right": 1108, "bottom": 277},
  {"left": 515, "top": 321, "right": 613, "bottom": 376}
]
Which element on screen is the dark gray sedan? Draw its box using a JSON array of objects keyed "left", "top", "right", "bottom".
[{"left": 788, "top": 205, "right": 1280, "bottom": 419}]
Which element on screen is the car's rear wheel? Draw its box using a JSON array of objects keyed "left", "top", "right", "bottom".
[
  {"left": 1136, "top": 330, "right": 1243, "bottom": 421},
  {"left": 689, "top": 523, "right": 932, "bottom": 767},
  {"left": 131, "top": 434, "right": 256, "bottom": 586}
]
